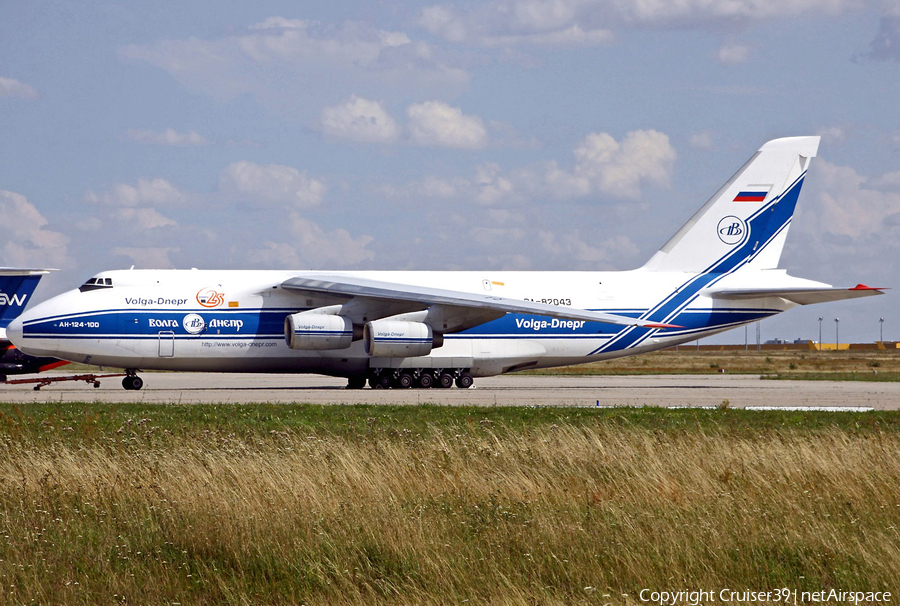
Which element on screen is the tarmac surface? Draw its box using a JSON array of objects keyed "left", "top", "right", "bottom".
[{"left": 1, "top": 371, "right": 898, "bottom": 409}]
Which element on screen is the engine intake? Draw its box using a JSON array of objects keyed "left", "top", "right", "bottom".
[
  {"left": 364, "top": 320, "right": 443, "bottom": 358},
  {"left": 285, "top": 313, "right": 356, "bottom": 350}
]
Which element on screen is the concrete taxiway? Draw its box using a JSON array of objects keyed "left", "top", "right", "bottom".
[{"left": 0, "top": 371, "right": 898, "bottom": 409}]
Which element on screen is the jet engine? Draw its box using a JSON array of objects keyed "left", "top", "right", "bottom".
[
  {"left": 364, "top": 320, "right": 443, "bottom": 357},
  {"left": 284, "top": 313, "right": 357, "bottom": 350}
]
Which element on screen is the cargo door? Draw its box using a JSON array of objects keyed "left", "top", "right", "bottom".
[{"left": 158, "top": 331, "right": 174, "bottom": 357}]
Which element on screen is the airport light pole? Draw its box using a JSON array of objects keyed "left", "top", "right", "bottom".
[
  {"left": 880, "top": 317, "right": 884, "bottom": 343},
  {"left": 818, "top": 316, "right": 823, "bottom": 351},
  {"left": 834, "top": 317, "right": 839, "bottom": 350}
]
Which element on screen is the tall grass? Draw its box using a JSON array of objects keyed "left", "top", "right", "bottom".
[{"left": 1, "top": 408, "right": 898, "bottom": 604}]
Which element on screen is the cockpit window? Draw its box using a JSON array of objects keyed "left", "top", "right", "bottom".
[{"left": 79, "top": 276, "right": 114, "bottom": 292}]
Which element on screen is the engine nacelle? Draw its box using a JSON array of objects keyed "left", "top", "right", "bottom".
[
  {"left": 364, "top": 320, "right": 443, "bottom": 358},
  {"left": 285, "top": 313, "right": 355, "bottom": 350}
]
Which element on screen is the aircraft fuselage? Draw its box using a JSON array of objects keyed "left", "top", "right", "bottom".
[{"left": 8, "top": 268, "right": 788, "bottom": 378}]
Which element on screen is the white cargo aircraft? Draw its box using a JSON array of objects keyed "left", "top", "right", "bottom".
[{"left": 8, "top": 137, "right": 884, "bottom": 390}]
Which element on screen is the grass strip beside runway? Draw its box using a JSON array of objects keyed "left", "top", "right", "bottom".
[
  {"left": 525, "top": 349, "right": 900, "bottom": 380},
  {"left": 1, "top": 404, "right": 898, "bottom": 605}
]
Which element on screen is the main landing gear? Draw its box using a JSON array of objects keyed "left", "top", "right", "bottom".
[
  {"left": 355, "top": 368, "right": 475, "bottom": 390},
  {"left": 122, "top": 371, "right": 144, "bottom": 391}
]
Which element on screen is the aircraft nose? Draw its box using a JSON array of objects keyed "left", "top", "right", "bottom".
[{"left": 6, "top": 316, "right": 23, "bottom": 346}]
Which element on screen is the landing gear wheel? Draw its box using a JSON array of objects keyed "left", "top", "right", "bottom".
[
  {"left": 455, "top": 373, "right": 474, "bottom": 389},
  {"left": 373, "top": 375, "right": 392, "bottom": 389},
  {"left": 122, "top": 376, "right": 144, "bottom": 391},
  {"left": 346, "top": 376, "right": 366, "bottom": 390},
  {"left": 417, "top": 373, "right": 434, "bottom": 389},
  {"left": 397, "top": 372, "right": 414, "bottom": 389},
  {"left": 437, "top": 373, "right": 454, "bottom": 389}
]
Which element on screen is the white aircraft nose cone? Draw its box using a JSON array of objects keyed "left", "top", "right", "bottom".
[{"left": 6, "top": 316, "right": 23, "bottom": 346}]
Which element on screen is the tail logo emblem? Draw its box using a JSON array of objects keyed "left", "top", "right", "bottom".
[
  {"left": 717, "top": 216, "right": 746, "bottom": 246},
  {"left": 0, "top": 292, "right": 27, "bottom": 307}
]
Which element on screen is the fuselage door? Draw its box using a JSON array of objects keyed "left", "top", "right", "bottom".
[{"left": 158, "top": 331, "right": 174, "bottom": 357}]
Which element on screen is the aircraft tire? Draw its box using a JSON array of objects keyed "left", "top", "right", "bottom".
[
  {"left": 418, "top": 372, "right": 433, "bottom": 389},
  {"left": 397, "top": 372, "right": 414, "bottom": 389},
  {"left": 347, "top": 376, "right": 366, "bottom": 390},
  {"left": 437, "top": 373, "right": 454, "bottom": 389},
  {"left": 373, "top": 374, "right": 391, "bottom": 389},
  {"left": 455, "top": 373, "right": 474, "bottom": 389},
  {"left": 123, "top": 376, "right": 144, "bottom": 391}
]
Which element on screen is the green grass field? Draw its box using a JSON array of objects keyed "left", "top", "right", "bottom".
[
  {"left": 1, "top": 403, "right": 898, "bottom": 604},
  {"left": 524, "top": 348, "right": 900, "bottom": 381}
]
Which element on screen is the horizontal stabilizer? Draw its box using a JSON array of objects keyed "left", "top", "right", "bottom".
[
  {"left": 709, "top": 284, "right": 885, "bottom": 305},
  {"left": 282, "top": 275, "right": 678, "bottom": 330}
]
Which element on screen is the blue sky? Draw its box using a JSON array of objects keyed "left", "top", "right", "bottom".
[{"left": 2, "top": 0, "right": 899, "bottom": 343}]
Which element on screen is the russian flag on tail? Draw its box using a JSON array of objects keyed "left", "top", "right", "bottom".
[{"left": 733, "top": 190, "right": 768, "bottom": 202}]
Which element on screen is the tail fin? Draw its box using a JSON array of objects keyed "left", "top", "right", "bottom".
[
  {"left": 0, "top": 268, "right": 50, "bottom": 332},
  {"left": 643, "top": 136, "right": 819, "bottom": 273}
]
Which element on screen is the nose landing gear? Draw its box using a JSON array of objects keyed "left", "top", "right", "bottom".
[{"left": 122, "top": 373, "right": 144, "bottom": 391}]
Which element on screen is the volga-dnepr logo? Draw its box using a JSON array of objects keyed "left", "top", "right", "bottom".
[
  {"left": 716, "top": 216, "right": 747, "bottom": 246},
  {"left": 182, "top": 314, "right": 206, "bottom": 335}
]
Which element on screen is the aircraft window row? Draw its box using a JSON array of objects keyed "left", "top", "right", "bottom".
[{"left": 79, "top": 277, "right": 114, "bottom": 292}]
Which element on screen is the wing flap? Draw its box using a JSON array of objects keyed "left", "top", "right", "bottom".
[
  {"left": 281, "top": 275, "right": 677, "bottom": 330},
  {"left": 709, "top": 284, "right": 885, "bottom": 305}
]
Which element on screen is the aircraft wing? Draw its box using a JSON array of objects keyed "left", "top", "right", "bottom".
[
  {"left": 280, "top": 275, "right": 676, "bottom": 330},
  {"left": 708, "top": 284, "right": 885, "bottom": 305}
]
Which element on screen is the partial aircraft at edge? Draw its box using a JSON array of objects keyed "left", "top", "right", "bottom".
[
  {"left": 7, "top": 137, "right": 885, "bottom": 390},
  {"left": 0, "top": 269, "right": 69, "bottom": 381}
]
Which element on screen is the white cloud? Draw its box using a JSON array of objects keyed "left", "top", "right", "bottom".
[
  {"left": 111, "top": 247, "right": 180, "bottom": 269},
  {"left": 568, "top": 129, "right": 676, "bottom": 199},
  {"left": 799, "top": 160, "right": 900, "bottom": 241},
  {"left": 246, "top": 214, "right": 375, "bottom": 268},
  {"left": 0, "top": 76, "right": 38, "bottom": 99},
  {"left": 418, "top": 3, "right": 613, "bottom": 47},
  {"left": 218, "top": 161, "right": 325, "bottom": 207},
  {"left": 715, "top": 43, "right": 751, "bottom": 65},
  {"left": 418, "top": 0, "right": 866, "bottom": 50},
  {"left": 120, "top": 19, "right": 469, "bottom": 115},
  {"left": 866, "top": 169, "right": 900, "bottom": 192},
  {"left": 539, "top": 231, "right": 640, "bottom": 267},
  {"left": 126, "top": 128, "right": 209, "bottom": 146},
  {"left": 481, "top": 24, "right": 614, "bottom": 47},
  {"left": 383, "top": 129, "right": 675, "bottom": 204},
  {"left": 815, "top": 126, "right": 846, "bottom": 142},
  {"left": 0, "top": 191, "right": 69, "bottom": 268},
  {"left": 789, "top": 160, "right": 900, "bottom": 285},
  {"left": 114, "top": 207, "right": 178, "bottom": 229},
  {"left": 407, "top": 101, "right": 488, "bottom": 149},
  {"left": 289, "top": 215, "right": 375, "bottom": 265},
  {"left": 689, "top": 131, "right": 716, "bottom": 150},
  {"left": 469, "top": 226, "right": 526, "bottom": 246},
  {"left": 474, "top": 163, "right": 516, "bottom": 204},
  {"left": 320, "top": 96, "right": 400, "bottom": 143},
  {"left": 83, "top": 178, "right": 189, "bottom": 207}
]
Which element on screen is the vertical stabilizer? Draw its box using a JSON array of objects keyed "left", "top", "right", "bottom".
[
  {"left": 0, "top": 269, "right": 50, "bottom": 333},
  {"left": 643, "top": 136, "right": 819, "bottom": 273}
]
